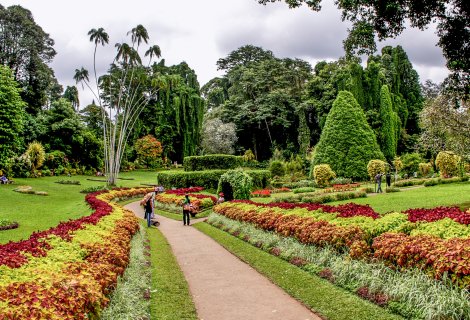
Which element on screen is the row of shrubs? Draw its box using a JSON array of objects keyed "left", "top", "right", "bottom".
[
  {"left": 156, "top": 169, "right": 270, "bottom": 191},
  {"left": 273, "top": 190, "right": 367, "bottom": 204},
  {"left": 393, "top": 176, "right": 469, "bottom": 188},
  {"left": 183, "top": 155, "right": 244, "bottom": 171}
]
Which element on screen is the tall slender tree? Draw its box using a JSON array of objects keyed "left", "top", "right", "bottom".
[{"left": 76, "top": 25, "right": 163, "bottom": 185}]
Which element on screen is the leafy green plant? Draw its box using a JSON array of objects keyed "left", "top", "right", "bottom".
[
  {"left": 217, "top": 169, "right": 253, "bottom": 200},
  {"left": 269, "top": 160, "right": 286, "bottom": 177}
]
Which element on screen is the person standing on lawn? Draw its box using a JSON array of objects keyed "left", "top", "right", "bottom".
[{"left": 182, "top": 194, "right": 191, "bottom": 226}]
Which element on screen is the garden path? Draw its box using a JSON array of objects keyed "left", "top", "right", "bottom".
[{"left": 125, "top": 201, "right": 320, "bottom": 320}]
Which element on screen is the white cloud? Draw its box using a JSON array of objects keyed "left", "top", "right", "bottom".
[{"left": 2, "top": 0, "right": 449, "bottom": 108}]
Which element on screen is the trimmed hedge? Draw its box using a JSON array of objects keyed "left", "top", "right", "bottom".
[
  {"left": 156, "top": 169, "right": 270, "bottom": 190},
  {"left": 183, "top": 155, "right": 243, "bottom": 171}
]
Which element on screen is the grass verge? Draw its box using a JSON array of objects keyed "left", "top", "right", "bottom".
[
  {"left": 194, "top": 222, "right": 402, "bottom": 320},
  {"left": 146, "top": 224, "right": 197, "bottom": 320},
  {"left": 101, "top": 223, "right": 151, "bottom": 319}
]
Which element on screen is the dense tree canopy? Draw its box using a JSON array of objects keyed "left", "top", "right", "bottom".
[
  {"left": 0, "top": 5, "right": 61, "bottom": 113},
  {"left": 304, "top": 46, "right": 422, "bottom": 154},
  {"left": 0, "top": 65, "right": 25, "bottom": 168},
  {"left": 257, "top": 0, "right": 469, "bottom": 96}
]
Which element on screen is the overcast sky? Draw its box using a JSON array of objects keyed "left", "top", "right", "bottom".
[{"left": 3, "top": 0, "right": 449, "bottom": 107}]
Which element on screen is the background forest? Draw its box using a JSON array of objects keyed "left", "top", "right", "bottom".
[{"left": 0, "top": 4, "right": 468, "bottom": 181}]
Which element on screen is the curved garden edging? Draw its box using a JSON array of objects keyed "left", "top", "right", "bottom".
[{"left": 0, "top": 187, "right": 151, "bottom": 319}]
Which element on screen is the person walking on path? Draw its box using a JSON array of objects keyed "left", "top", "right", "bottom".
[
  {"left": 375, "top": 172, "right": 383, "bottom": 193},
  {"left": 182, "top": 194, "right": 191, "bottom": 226}
]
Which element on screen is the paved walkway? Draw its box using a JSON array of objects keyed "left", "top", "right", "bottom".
[{"left": 125, "top": 202, "right": 320, "bottom": 320}]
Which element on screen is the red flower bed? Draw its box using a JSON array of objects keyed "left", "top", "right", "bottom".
[
  {"left": 251, "top": 189, "right": 271, "bottom": 197},
  {"left": 404, "top": 206, "right": 470, "bottom": 225},
  {"left": 232, "top": 200, "right": 379, "bottom": 219},
  {"left": 166, "top": 187, "right": 204, "bottom": 195}
]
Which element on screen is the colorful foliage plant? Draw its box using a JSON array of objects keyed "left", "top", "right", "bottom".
[
  {"left": 404, "top": 206, "right": 470, "bottom": 225},
  {"left": 165, "top": 187, "right": 204, "bottom": 195},
  {"left": 232, "top": 199, "right": 380, "bottom": 219},
  {"left": 0, "top": 187, "right": 147, "bottom": 319},
  {"left": 214, "top": 201, "right": 470, "bottom": 288},
  {"left": 156, "top": 187, "right": 216, "bottom": 210}
]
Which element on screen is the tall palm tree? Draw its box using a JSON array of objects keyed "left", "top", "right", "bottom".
[
  {"left": 128, "top": 24, "right": 149, "bottom": 49},
  {"left": 73, "top": 67, "right": 89, "bottom": 87},
  {"left": 145, "top": 45, "right": 161, "bottom": 66},
  {"left": 115, "top": 43, "right": 132, "bottom": 64},
  {"left": 88, "top": 28, "right": 109, "bottom": 101}
]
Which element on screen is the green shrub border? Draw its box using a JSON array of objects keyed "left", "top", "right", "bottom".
[
  {"left": 183, "top": 155, "right": 243, "bottom": 171},
  {"left": 156, "top": 169, "right": 270, "bottom": 190}
]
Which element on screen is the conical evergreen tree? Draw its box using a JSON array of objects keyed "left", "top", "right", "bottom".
[
  {"left": 378, "top": 85, "right": 399, "bottom": 161},
  {"left": 313, "top": 91, "right": 384, "bottom": 180}
]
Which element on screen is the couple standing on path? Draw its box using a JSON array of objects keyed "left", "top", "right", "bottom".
[{"left": 375, "top": 172, "right": 392, "bottom": 193}]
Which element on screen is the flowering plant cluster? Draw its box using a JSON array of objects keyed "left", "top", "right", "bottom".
[
  {"left": 155, "top": 192, "right": 216, "bottom": 210},
  {"left": 0, "top": 188, "right": 145, "bottom": 319},
  {"left": 165, "top": 187, "right": 204, "bottom": 195},
  {"left": 214, "top": 201, "right": 470, "bottom": 287},
  {"left": 251, "top": 189, "right": 271, "bottom": 197},
  {"left": 404, "top": 206, "right": 470, "bottom": 225}
]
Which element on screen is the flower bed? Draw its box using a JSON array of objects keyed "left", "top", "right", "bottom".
[
  {"left": 155, "top": 187, "right": 216, "bottom": 211},
  {"left": 213, "top": 201, "right": 470, "bottom": 288},
  {"left": 0, "top": 187, "right": 146, "bottom": 319},
  {"left": 251, "top": 189, "right": 271, "bottom": 197},
  {"left": 404, "top": 206, "right": 470, "bottom": 225}
]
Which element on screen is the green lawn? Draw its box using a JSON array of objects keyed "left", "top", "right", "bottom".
[
  {"left": 251, "top": 183, "right": 470, "bottom": 214},
  {"left": 329, "top": 182, "right": 470, "bottom": 213},
  {"left": 194, "top": 222, "right": 402, "bottom": 320},
  {"left": 0, "top": 171, "right": 159, "bottom": 244}
]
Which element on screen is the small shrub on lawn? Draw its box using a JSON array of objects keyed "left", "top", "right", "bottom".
[
  {"left": 55, "top": 180, "right": 81, "bottom": 185},
  {"left": 385, "top": 187, "right": 400, "bottom": 193},
  {"left": 293, "top": 187, "right": 315, "bottom": 194}
]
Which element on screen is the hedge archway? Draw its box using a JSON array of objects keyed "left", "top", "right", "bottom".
[{"left": 217, "top": 169, "right": 253, "bottom": 200}]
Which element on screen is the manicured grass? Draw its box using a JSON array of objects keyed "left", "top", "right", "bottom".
[
  {"left": 0, "top": 171, "right": 158, "bottom": 244},
  {"left": 329, "top": 182, "right": 470, "bottom": 214},
  {"left": 194, "top": 222, "right": 402, "bottom": 320},
  {"left": 146, "top": 225, "right": 197, "bottom": 320}
]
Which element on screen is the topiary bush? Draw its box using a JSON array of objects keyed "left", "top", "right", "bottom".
[
  {"left": 269, "top": 160, "right": 286, "bottom": 177},
  {"left": 217, "top": 169, "right": 253, "bottom": 200},
  {"left": 313, "top": 164, "right": 336, "bottom": 187},
  {"left": 418, "top": 162, "right": 433, "bottom": 177},
  {"left": 435, "top": 151, "right": 460, "bottom": 178},
  {"left": 367, "top": 160, "right": 387, "bottom": 181},
  {"left": 183, "top": 155, "right": 243, "bottom": 171},
  {"left": 312, "top": 91, "right": 384, "bottom": 180}
]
